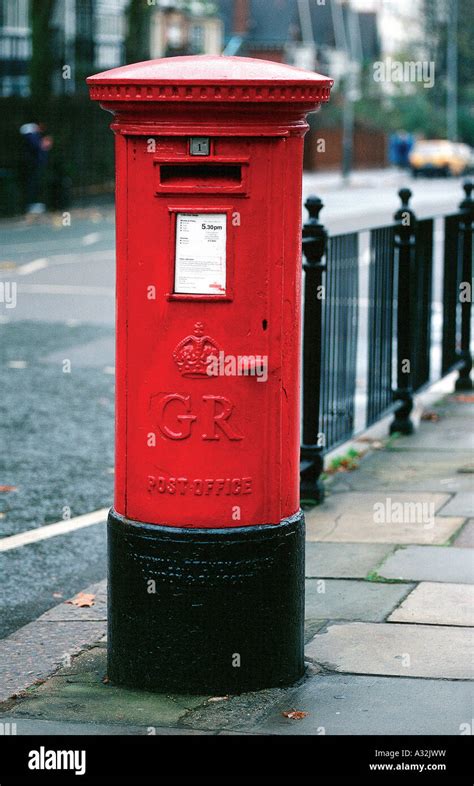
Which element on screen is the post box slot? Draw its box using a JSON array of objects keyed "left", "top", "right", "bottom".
[{"left": 160, "top": 163, "right": 242, "bottom": 188}]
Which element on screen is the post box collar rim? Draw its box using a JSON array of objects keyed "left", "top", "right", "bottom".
[{"left": 87, "top": 54, "right": 333, "bottom": 104}]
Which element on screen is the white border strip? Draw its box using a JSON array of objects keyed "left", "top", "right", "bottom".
[
  {"left": 0, "top": 508, "right": 109, "bottom": 552},
  {"left": 17, "top": 258, "right": 49, "bottom": 276},
  {"left": 17, "top": 284, "right": 114, "bottom": 295}
]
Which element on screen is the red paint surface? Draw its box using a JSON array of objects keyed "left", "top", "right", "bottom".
[{"left": 88, "top": 55, "right": 332, "bottom": 528}]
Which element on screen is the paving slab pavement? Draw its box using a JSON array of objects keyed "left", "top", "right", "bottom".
[
  {"left": 303, "top": 619, "right": 327, "bottom": 643},
  {"left": 305, "top": 542, "right": 394, "bottom": 578},
  {"left": 390, "top": 422, "right": 474, "bottom": 451},
  {"left": 305, "top": 579, "right": 413, "bottom": 622},
  {"left": 0, "top": 717, "right": 162, "bottom": 735},
  {"left": 306, "top": 621, "right": 474, "bottom": 679},
  {"left": 305, "top": 492, "right": 463, "bottom": 544},
  {"left": 7, "top": 647, "right": 209, "bottom": 728},
  {"left": 454, "top": 519, "right": 474, "bottom": 547},
  {"left": 388, "top": 582, "right": 474, "bottom": 626},
  {"left": 328, "top": 448, "right": 474, "bottom": 495},
  {"left": 252, "top": 674, "right": 474, "bottom": 736},
  {"left": 377, "top": 545, "right": 474, "bottom": 583},
  {"left": 438, "top": 492, "right": 474, "bottom": 518}
]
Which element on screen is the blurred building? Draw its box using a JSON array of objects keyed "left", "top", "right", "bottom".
[
  {"left": 149, "top": 1, "right": 223, "bottom": 58},
  {"left": 0, "top": 0, "right": 127, "bottom": 96},
  {"left": 0, "top": 0, "right": 387, "bottom": 191},
  {"left": 0, "top": 0, "right": 30, "bottom": 96},
  {"left": 0, "top": 0, "right": 225, "bottom": 97},
  {"left": 0, "top": 0, "right": 381, "bottom": 97},
  {"left": 351, "top": 0, "right": 424, "bottom": 58},
  {"left": 219, "top": 0, "right": 380, "bottom": 76}
]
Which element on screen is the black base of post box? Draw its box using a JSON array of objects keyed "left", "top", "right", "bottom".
[{"left": 107, "top": 509, "right": 305, "bottom": 694}]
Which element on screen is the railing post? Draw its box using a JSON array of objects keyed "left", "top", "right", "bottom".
[
  {"left": 455, "top": 181, "right": 473, "bottom": 391},
  {"left": 390, "top": 187, "right": 416, "bottom": 435},
  {"left": 300, "top": 196, "right": 327, "bottom": 501}
]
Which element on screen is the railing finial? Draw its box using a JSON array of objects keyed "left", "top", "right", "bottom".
[
  {"left": 460, "top": 180, "right": 473, "bottom": 210},
  {"left": 398, "top": 187, "right": 412, "bottom": 208},
  {"left": 394, "top": 188, "right": 416, "bottom": 226},
  {"left": 304, "top": 195, "right": 324, "bottom": 224},
  {"left": 302, "top": 195, "right": 327, "bottom": 270}
]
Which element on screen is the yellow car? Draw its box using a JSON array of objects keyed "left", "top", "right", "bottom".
[{"left": 409, "top": 140, "right": 472, "bottom": 177}]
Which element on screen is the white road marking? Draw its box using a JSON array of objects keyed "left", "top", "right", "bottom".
[
  {"left": 0, "top": 508, "right": 109, "bottom": 552},
  {"left": 81, "top": 232, "right": 101, "bottom": 246},
  {"left": 7, "top": 360, "right": 28, "bottom": 369},
  {"left": 17, "top": 284, "right": 114, "bottom": 296},
  {"left": 10, "top": 249, "right": 114, "bottom": 267},
  {"left": 17, "top": 258, "right": 49, "bottom": 276}
]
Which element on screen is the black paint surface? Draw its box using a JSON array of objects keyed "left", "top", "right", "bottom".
[{"left": 108, "top": 510, "right": 305, "bottom": 694}]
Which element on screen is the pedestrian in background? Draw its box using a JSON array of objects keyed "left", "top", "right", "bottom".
[
  {"left": 389, "top": 130, "right": 414, "bottom": 170},
  {"left": 19, "top": 121, "right": 53, "bottom": 215}
]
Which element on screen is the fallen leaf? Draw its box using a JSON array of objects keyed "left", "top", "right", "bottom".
[
  {"left": 0, "top": 485, "right": 17, "bottom": 493},
  {"left": 208, "top": 696, "right": 229, "bottom": 703},
  {"left": 102, "top": 675, "right": 110, "bottom": 684},
  {"left": 66, "top": 592, "right": 95, "bottom": 608},
  {"left": 356, "top": 437, "right": 383, "bottom": 447},
  {"left": 282, "top": 710, "right": 309, "bottom": 720},
  {"left": 421, "top": 410, "right": 440, "bottom": 422}
]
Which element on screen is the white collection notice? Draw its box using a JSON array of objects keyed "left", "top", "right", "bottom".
[{"left": 174, "top": 212, "right": 227, "bottom": 295}]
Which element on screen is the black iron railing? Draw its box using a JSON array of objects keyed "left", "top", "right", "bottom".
[
  {"left": 366, "top": 224, "right": 395, "bottom": 427},
  {"left": 442, "top": 213, "right": 464, "bottom": 376},
  {"left": 301, "top": 180, "right": 473, "bottom": 500},
  {"left": 321, "top": 231, "right": 359, "bottom": 452}
]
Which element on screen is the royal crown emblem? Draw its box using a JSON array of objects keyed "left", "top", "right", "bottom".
[{"left": 172, "top": 322, "right": 221, "bottom": 378}]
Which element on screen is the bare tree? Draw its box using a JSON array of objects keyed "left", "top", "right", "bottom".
[
  {"left": 125, "top": 0, "right": 151, "bottom": 64},
  {"left": 29, "top": 0, "right": 57, "bottom": 105}
]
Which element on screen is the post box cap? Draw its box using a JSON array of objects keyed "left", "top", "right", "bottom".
[{"left": 87, "top": 54, "right": 333, "bottom": 104}]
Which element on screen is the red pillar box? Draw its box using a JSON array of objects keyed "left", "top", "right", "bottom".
[{"left": 88, "top": 55, "right": 332, "bottom": 694}]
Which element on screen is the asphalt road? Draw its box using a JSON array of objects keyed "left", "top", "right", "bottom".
[
  {"left": 303, "top": 168, "right": 466, "bottom": 232},
  {"left": 0, "top": 171, "right": 468, "bottom": 637},
  {"left": 0, "top": 210, "right": 115, "bottom": 636}
]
